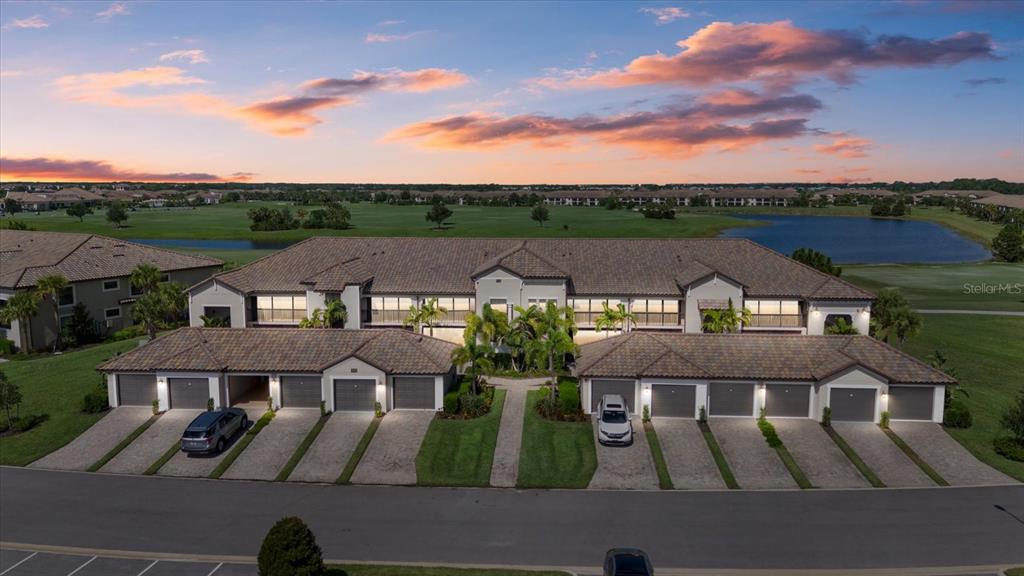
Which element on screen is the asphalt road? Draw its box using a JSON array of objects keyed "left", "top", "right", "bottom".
[{"left": 1, "top": 467, "right": 1023, "bottom": 571}]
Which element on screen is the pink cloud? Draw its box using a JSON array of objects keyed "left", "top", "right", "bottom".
[
  {"left": 640, "top": 7, "right": 690, "bottom": 24},
  {"left": 95, "top": 2, "right": 129, "bottom": 22},
  {"left": 0, "top": 156, "right": 248, "bottom": 182},
  {"left": 4, "top": 15, "right": 49, "bottom": 29},
  {"left": 815, "top": 135, "right": 874, "bottom": 158},
  {"left": 159, "top": 49, "right": 209, "bottom": 64}
]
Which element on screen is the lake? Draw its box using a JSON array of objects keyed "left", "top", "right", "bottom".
[
  {"left": 718, "top": 214, "right": 990, "bottom": 264},
  {"left": 129, "top": 238, "right": 294, "bottom": 251}
]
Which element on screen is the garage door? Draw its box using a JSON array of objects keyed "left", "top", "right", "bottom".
[
  {"left": 830, "top": 388, "right": 876, "bottom": 422},
  {"left": 281, "top": 376, "right": 322, "bottom": 408},
  {"left": 117, "top": 374, "right": 157, "bottom": 406},
  {"left": 765, "top": 384, "right": 811, "bottom": 418},
  {"left": 333, "top": 379, "right": 376, "bottom": 411},
  {"left": 651, "top": 385, "right": 695, "bottom": 418},
  {"left": 590, "top": 379, "right": 636, "bottom": 413},
  {"left": 889, "top": 386, "right": 934, "bottom": 421},
  {"left": 168, "top": 377, "right": 209, "bottom": 409},
  {"left": 709, "top": 382, "right": 754, "bottom": 416},
  {"left": 393, "top": 376, "right": 436, "bottom": 409}
]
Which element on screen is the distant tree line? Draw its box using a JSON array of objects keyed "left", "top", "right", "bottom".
[{"left": 247, "top": 203, "right": 351, "bottom": 231}]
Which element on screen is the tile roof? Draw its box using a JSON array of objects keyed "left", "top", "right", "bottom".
[
  {"left": 576, "top": 332, "right": 955, "bottom": 385},
  {"left": 0, "top": 230, "right": 222, "bottom": 289},
  {"left": 972, "top": 194, "right": 1024, "bottom": 210},
  {"left": 97, "top": 327, "right": 456, "bottom": 375},
  {"left": 205, "top": 237, "right": 872, "bottom": 300}
]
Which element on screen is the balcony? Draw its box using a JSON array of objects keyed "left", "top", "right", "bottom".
[
  {"left": 747, "top": 314, "right": 804, "bottom": 328},
  {"left": 369, "top": 309, "right": 471, "bottom": 326}
]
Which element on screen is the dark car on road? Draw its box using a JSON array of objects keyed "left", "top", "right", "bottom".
[
  {"left": 604, "top": 548, "right": 653, "bottom": 575},
  {"left": 180, "top": 409, "right": 249, "bottom": 454}
]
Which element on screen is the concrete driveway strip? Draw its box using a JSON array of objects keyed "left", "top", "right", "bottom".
[
  {"left": 99, "top": 410, "right": 200, "bottom": 474},
  {"left": 222, "top": 408, "right": 320, "bottom": 481},
  {"left": 588, "top": 416, "right": 659, "bottom": 490},
  {"left": 832, "top": 422, "right": 934, "bottom": 487},
  {"left": 773, "top": 419, "right": 869, "bottom": 488},
  {"left": 29, "top": 407, "right": 152, "bottom": 471},
  {"left": 710, "top": 418, "right": 796, "bottom": 489},
  {"left": 890, "top": 421, "right": 1015, "bottom": 486},
  {"left": 652, "top": 418, "right": 724, "bottom": 489},
  {"left": 289, "top": 411, "right": 373, "bottom": 483},
  {"left": 350, "top": 410, "right": 434, "bottom": 486},
  {"left": 158, "top": 408, "right": 264, "bottom": 478},
  {"left": 489, "top": 386, "right": 527, "bottom": 488}
]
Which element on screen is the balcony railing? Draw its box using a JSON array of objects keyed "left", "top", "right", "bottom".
[
  {"left": 747, "top": 314, "right": 804, "bottom": 328},
  {"left": 369, "top": 309, "right": 472, "bottom": 326}
]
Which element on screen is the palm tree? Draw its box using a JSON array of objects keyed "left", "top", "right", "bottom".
[
  {"left": 404, "top": 298, "right": 446, "bottom": 336},
  {"left": 825, "top": 317, "right": 859, "bottom": 335},
  {"left": 132, "top": 291, "right": 166, "bottom": 340},
  {"left": 0, "top": 292, "right": 38, "bottom": 352},
  {"left": 507, "top": 305, "right": 542, "bottom": 371},
  {"left": 299, "top": 309, "right": 325, "bottom": 328},
  {"left": 524, "top": 301, "right": 578, "bottom": 397},
  {"left": 129, "top": 263, "right": 162, "bottom": 295},
  {"left": 450, "top": 338, "right": 494, "bottom": 394},
  {"left": 34, "top": 274, "right": 69, "bottom": 352},
  {"left": 594, "top": 302, "right": 635, "bottom": 337},
  {"left": 323, "top": 299, "right": 347, "bottom": 328},
  {"left": 701, "top": 298, "right": 751, "bottom": 334}
]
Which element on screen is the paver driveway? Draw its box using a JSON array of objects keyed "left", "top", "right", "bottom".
[
  {"left": 489, "top": 386, "right": 528, "bottom": 488},
  {"left": 588, "top": 416, "right": 659, "bottom": 490},
  {"left": 100, "top": 410, "right": 200, "bottom": 474},
  {"left": 222, "top": 408, "right": 320, "bottom": 481},
  {"left": 289, "top": 411, "right": 374, "bottom": 483},
  {"left": 29, "top": 407, "right": 151, "bottom": 471},
  {"left": 832, "top": 422, "right": 933, "bottom": 487},
  {"left": 351, "top": 411, "right": 434, "bottom": 485},
  {"left": 890, "top": 421, "right": 1014, "bottom": 486},
  {"left": 711, "top": 419, "right": 796, "bottom": 489},
  {"left": 773, "top": 419, "right": 869, "bottom": 488},
  {"left": 158, "top": 408, "right": 264, "bottom": 478},
  {"left": 652, "top": 418, "right": 724, "bottom": 489}
]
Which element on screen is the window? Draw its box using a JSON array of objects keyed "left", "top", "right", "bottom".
[
  {"left": 488, "top": 298, "right": 509, "bottom": 319},
  {"left": 0, "top": 299, "right": 8, "bottom": 329},
  {"left": 631, "top": 299, "right": 680, "bottom": 326},
  {"left": 102, "top": 279, "right": 120, "bottom": 292},
  {"left": 370, "top": 296, "right": 414, "bottom": 324},
  {"left": 746, "top": 300, "right": 802, "bottom": 327},
  {"left": 58, "top": 285, "right": 74, "bottom": 307},
  {"left": 104, "top": 307, "right": 121, "bottom": 319},
  {"left": 527, "top": 298, "right": 557, "bottom": 309},
  {"left": 430, "top": 297, "right": 475, "bottom": 324},
  {"left": 568, "top": 298, "right": 621, "bottom": 325},
  {"left": 256, "top": 294, "right": 307, "bottom": 323}
]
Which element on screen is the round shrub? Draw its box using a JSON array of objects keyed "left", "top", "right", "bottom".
[
  {"left": 993, "top": 437, "right": 1024, "bottom": 462},
  {"left": 443, "top": 391, "right": 459, "bottom": 415},
  {"left": 257, "top": 516, "right": 324, "bottom": 576},
  {"left": 943, "top": 400, "right": 972, "bottom": 429},
  {"left": 81, "top": 388, "right": 109, "bottom": 414},
  {"left": 459, "top": 393, "right": 488, "bottom": 418}
]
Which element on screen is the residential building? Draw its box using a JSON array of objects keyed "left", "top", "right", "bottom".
[
  {"left": 4, "top": 188, "right": 104, "bottom": 211},
  {"left": 0, "top": 230, "right": 223, "bottom": 351},
  {"left": 971, "top": 193, "right": 1024, "bottom": 216},
  {"left": 187, "top": 237, "right": 873, "bottom": 344}
]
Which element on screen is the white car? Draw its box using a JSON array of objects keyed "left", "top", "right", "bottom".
[{"left": 597, "top": 394, "right": 633, "bottom": 446}]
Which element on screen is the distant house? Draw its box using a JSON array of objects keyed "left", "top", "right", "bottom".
[
  {"left": 190, "top": 191, "right": 223, "bottom": 205},
  {"left": 4, "top": 188, "right": 104, "bottom": 211},
  {"left": 911, "top": 189, "right": 997, "bottom": 203},
  {"left": 971, "top": 194, "right": 1024, "bottom": 220}
]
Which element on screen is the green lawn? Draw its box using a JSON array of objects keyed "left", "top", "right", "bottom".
[
  {"left": 7, "top": 201, "right": 747, "bottom": 242},
  {"left": 327, "top": 566, "right": 567, "bottom": 576},
  {"left": 516, "top": 390, "right": 596, "bottom": 488},
  {"left": 0, "top": 338, "right": 144, "bottom": 466},
  {"left": 900, "top": 315, "right": 1024, "bottom": 482},
  {"left": 180, "top": 248, "right": 275, "bottom": 267},
  {"left": 844, "top": 262, "right": 1024, "bottom": 311},
  {"left": 416, "top": 389, "right": 506, "bottom": 487}
]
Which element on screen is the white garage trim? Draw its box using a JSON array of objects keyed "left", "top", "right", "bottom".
[
  {"left": 708, "top": 380, "right": 759, "bottom": 418},
  {"left": 887, "top": 384, "right": 944, "bottom": 423},
  {"left": 762, "top": 382, "right": 815, "bottom": 419},
  {"left": 583, "top": 378, "right": 641, "bottom": 415},
  {"left": 818, "top": 366, "right": 887, "bottom": 423},
  {"left": 154, "top": 372, "right": 220, "bottom": 413},
  {"left": 222, "top": 372, "right": 272, "bottom": 408},
  {"left": 639, "top": 378, "right": 708, "bottom": 419},
  {"left": 323, "top": 357, "right": 387, "bottom": 412}
]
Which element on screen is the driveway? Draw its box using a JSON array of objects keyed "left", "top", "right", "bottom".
[
  {"left": 651, "top": 418, "right": 724, "bottom": 489},
  {"left": 773, "top": 419, "right": 869, "bottom": 488},
  {"left": 222, "top": 408, "right": 320, "bottom": 481},
  {"left": 29, "top": 407, "right": 152, "bottom": 471},
  {"left": 289, "top": 411, "right": 374, "bottom": 483},
  {"left": 890, "top": 421, "right": 1014, "bottom": 486},
  {"left": 490, "top": 386, "right": 528, "bottom": 488},
  {"left": 710, "top": 419, "right": 796, "bottom": 489},
  {"left": 100, "top": 410, "right": 200, "bottom": 475},
  {"left": 588, "top": 416, "right": 659, "bottom": 490},
  {"left": 831, "top": 422, "right": 933, "bottom": 487},
  {"left": 350, "top": 411, "right": 434, "bottom": 485},
  {"left": 158, "top": 408, "right": 264, "bottom": 478}
]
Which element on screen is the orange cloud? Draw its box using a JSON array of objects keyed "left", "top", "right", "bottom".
[
  {"left": 0, "top": 157, "right": 249, "bottom": 183},
  {"left": 534, "top": 21, "right": 996, "bottom": 89},
  {"left": 815, "top": 135, "right": 874, "bottom": 158}
]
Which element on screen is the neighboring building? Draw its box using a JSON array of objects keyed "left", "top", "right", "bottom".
[
  {"left": 0, "top": 230, "right": 223, "bottom": 351},
  {"left": 576, "top": 332, "right": 954, "bottom": 424},
  {"left": 187, "top": 237, "right": 873, "bottom": 344},
  {"left": 911, "top": 189, "right": 997, "bottom": 203},
  {"left": 971, "top": 193, "right": 1024, "bottom": 215},
  {"left": 97, "top": 327, "right": 457, "bottom": 413},
  {"left": 4, "top": 188, "right": 104, "bottom": 211}
]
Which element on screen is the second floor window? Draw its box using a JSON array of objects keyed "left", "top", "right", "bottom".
[
  {"left": 432, "top": 297, "right": 474, "bottom": 324},
  {"left": 370, "top": 296, "right": 413, "bottom": 324},
  {"left": 631, "top": 299, "right": 680, "bottom": 326},
  {"left": 58, "top": 286, "right": 74, "bottom": 307},
  {"left": 569, "top": 298, "right": 622, "bottom": 325},
  {"left": 746, "top": 299, "right": 802, "bottom": 327},
  {"left": 256, "top": 295, "right": 307, "bottom": 323}
]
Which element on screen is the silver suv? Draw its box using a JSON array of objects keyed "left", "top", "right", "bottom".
[
  {"left": 180, "top": 408, "right": 249, "bottom": 454},
  {"left": 597, "top": 394, "right": 633, "bottom": 446}
]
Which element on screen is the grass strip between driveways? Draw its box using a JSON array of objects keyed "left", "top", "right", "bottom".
[
  {"left": 86, "top": 414, "right": 159, "bottom": 472},
  {"left": 276, "top": 413, "right": 331, "bottom": 482},
  {"left": 698, "top": 421, "right": 739, "bottom": 489},
  {"left": 336, "top": 416, "right": 382, "bottom": 484},
  {"left": 325, "top": 564, "right": 570, "bottom": 575},
  {"left": 882, "top": 426, "right": 949, "bottom": 486},
  {"left": 822, "top": 424, "right": 885, "bottom": 487},
  {"left": 642, "top": 421, "right": 673, "bottom": 490},
  {"left": 209, "top": 410, "right": 275, "bottom": 479},
  {"left": 757, "top": 418, "right": 813, "bottom": 489},
  {"left": 143, "top": 440, "right": 181, "bottom": 476}
]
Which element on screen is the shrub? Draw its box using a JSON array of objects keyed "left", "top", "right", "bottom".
[
  {"left": 757, "top": 418, "right": 783, "bottom": 448},
  {"left": 880, "top": 410, "right": 891, "bottom": 429},
  {"left": 110, "top": 325, "right": 146, "bottom": 341},
  {"left": 10, "top": 413, "right": 48, "bottom": 433},
  {"left": 822, "top": 406, "right": 832, "bottom": 427},
  {"left": 151, "top": 399, "right": 159, "bottom": 415},
  {"left": 443, "top": 391, "right": 459, "bottom": 415},
  {"left": 81, "top": 386, "right": 109, "bottom": 414},
  {"left": 642, "top": 404, "right": 650, "bottom": 423},
  {"left": 374, "top": 401, "right": 383, "bottom": 418},
  {"left": 558, "top": 380, "right": 580, "bottom": 416},
  {"left": 319, "top": 400, "right": 327, "bottom": 417},
  {"left": 257, "top": 516, "right": 325, "bottom": 576},
  {"left": 0, "top": 339, "right": 15, "bottom": 355},
  {"left": 698, "top": 405, "right": 707, "bottom": 424},
  {"left": 943, "top": 400, "right": 972, "bottom": 429},
  {"left": 207, "top": 398, "right": 214, "bottom": 412},
  {"left": 459, "top": 393, "right": 488, "bottom": 418},
  {"left": 1001, "top": 393, "right": 1024, "bottom": 443},
  {"left": 993, "top": 437, "right": 1024, "bottom": 462}
]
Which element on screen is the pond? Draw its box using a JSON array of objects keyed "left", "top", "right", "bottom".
[
  {"left": 128, "top": 238, "right": 294, "bottom": 251},
  {"left": 718, "top": 214, "right": 990, "bottom": 264}
]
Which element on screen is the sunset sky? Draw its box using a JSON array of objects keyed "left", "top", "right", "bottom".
[{"left": 1, "top": 0, "right": 1022, "bottom": 184}]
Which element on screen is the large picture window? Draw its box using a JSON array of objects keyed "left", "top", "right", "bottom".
[
  {"left": 569, "top": 298, "right": 621, "bottom": 325},
  {"left": 256, "top": 295, "right": 307, "bottom": 323},
  {"left": 746, "top": 299, "right": 802, "bottom": 327},
  {"left": 370, "top": 296, "right": 414, "bottom": 324},
  {"left": 432, "top": 297, "right": 475, "bottom": 324},
  {"left": 631, "top": 299, "right": 680, "bottom": 326}
]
